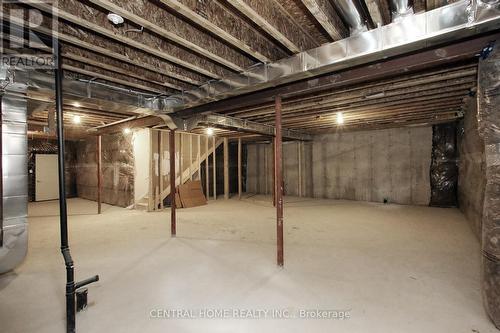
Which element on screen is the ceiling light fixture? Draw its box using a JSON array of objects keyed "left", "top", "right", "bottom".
[
  {"left": 365, "top": 92, "right": 385, "bottom": 99},
  {"left": 123, "top": 127, "right": 131, "bottom": 134},
  {"left": 336, "top": 112, "right": 344, "bottom": 125},
  {"left": 206, "top": 127, "right": 214, "bottom": 136},
  {"left": 72, "top": 115, "right": 81, "bottom": 124},
  {"left": 107, "top": 13, "right": 124, "bottom": 25}
]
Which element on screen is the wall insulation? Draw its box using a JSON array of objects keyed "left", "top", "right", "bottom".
[
  {"left": 76, "top": 133, "right": 134, "bottom": 207},
  {"left": 430, "top": 123, "right": 458, "bottom": 207},
  {"left": 246, "top": 127, "right": 432, "bottom": 205},
  {"left": 477, "top": 45, "right": 500, "bottom": 329},
  {"left": 458, "top": 98, "right": 486, "bottom": 240}
]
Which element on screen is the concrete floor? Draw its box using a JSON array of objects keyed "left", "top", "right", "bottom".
[{"left": 0, "top": 196, "right": 496, "bottom": 333}]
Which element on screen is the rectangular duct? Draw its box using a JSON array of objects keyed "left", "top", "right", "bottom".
[
  {"left": 157, "top": 0, "right": 500, "bottom": 113},
  {"left": 0, "top": 93, "right": 28, "bottom": 274}
]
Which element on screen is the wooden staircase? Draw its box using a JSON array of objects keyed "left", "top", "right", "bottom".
[{"left": 135, "top": 136, "right": 223, "bottom": 211}]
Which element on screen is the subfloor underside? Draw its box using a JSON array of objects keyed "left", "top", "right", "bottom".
[{"left": 0, "top": 196, "right": 496, "bottom": 332}]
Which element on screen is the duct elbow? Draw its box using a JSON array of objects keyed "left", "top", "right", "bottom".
[
  {"left": 333, "top": 0, "right": 368, "bottom": 35},
  {"left": 390, "top": 0, "right": 414, "bottom": 21},
  {"left": 0, "top": 223, "right": 28, "bottom": 274}
]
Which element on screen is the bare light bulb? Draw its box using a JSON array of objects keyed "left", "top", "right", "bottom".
[
  {"left": 206, "top": 127, "right": 214, "bottom": 136},
  {"left": 72, "top": 115, "right": 81, "bottom": 124},
  {"left": 336, "top": 112, "right": 344, "bottom": 125}
]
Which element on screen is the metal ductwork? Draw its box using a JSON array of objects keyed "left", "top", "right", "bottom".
[
  {"left": 333, "top": 0, "right": 368, "bottom": 35},
  {"left": 0, "top": 92, "right": 28, "bottom": 274},
  {"left": 390, "top": 0, "right": 413, "bottom": 21},
  {"left": 151, "top": 0, "right": 500, "bottom": 114},
  {"left": 3, "top": 1, "right": 500, "bottom": 119}
]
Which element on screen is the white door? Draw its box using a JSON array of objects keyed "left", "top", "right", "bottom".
[{"left": 35, "top": 154, "right": 59, "bottom": 201}]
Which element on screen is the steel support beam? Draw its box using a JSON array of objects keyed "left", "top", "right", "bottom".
[
  {"left": 169, "top": 129, "right": 176, "bottom": 237},
  {"left": 223, "top": 138, "right": 229, "bottom": 200},
  {"left": 213, "top": 136, "right": 217, "bottom": 200},
  {"left": 177, "top": 32, "right": 500, "bottom": 117},
  {"left": 274, "top": 96, "right": 284, "bottom": 267},
  {"left": 238, "top": 138, "right": 242, "bottom": 199},
  {"left": 198, "top": 114, "right": 311, "bottom": 141},
  {"left": 96, "top": 135, "right": 102, "bottom": 214}
]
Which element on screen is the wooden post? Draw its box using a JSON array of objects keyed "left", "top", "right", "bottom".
[
  {"left": 213, "top": 136, "right": 217, "bottom": 200},
  {"left": 148, "top": 130, "right": 154, "bottom": 211},
  {"left": 264, "top": 144, "right": 268, "bottom": 194},
  {"left": 189, "top": 134, "right": 193, "bottom": 181},
  {"left": 238, "top": 137, "right": 242, "bottom": 199},
  {"left": 197, "top": 135, "right": 201, "bottom": 181},
  {"left": 205, "top": 137, "right": 209, "bottom": 198},
  {"left": 298, "top": 141, "right": 302, "bottom": 197},
  {"left": 97, "top": 135, "right": 102, "bottom": 214},
  {"left": 275, "top": 96, "right": 284, "bottom": 267},
  {"left": 169, "top": 129, "right": 176, "bottom": 237},
  {"left": 223, "top": 137, "right": 229, "bottom": 200},
  {"left": 159, "top": 131, "right": 163, "bottom": 209}
]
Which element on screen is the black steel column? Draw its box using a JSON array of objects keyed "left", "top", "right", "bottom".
[
  {"left": 55, "top": 41, "right": 76, "bottom": 333},
  {"left": 55, "top": 41, "right": 98, "bottom": 333}
]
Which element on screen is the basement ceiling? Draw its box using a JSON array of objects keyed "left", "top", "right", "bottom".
[{"left": 3, "top": 0, "right": 490, "bottom": 135}]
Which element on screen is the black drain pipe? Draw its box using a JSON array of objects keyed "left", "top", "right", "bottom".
[{"left": 55, "top": 41, "right": 99, "bottom": 333}]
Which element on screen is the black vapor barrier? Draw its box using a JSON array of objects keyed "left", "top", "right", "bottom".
[
  {"left": 478, "top": 46, "right": 500, "bottom": 329},
  {"left": 430, "top": 122, "right": 458, "bottom": 207}
]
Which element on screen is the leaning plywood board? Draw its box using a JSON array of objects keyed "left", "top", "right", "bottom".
[
  {"left": 175, "top": 192, "right": 182, "bottom": 208},
  {"left": 179, "top": 180, "right": 207, "bottom": 208}
]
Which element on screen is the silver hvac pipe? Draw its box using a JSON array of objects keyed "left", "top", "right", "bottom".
[
  {"left": 0, "top": 92, "right": 29, "bottom": 274},
  {"left": 332, "top": 0, "right": 367, "bottom": 35},
  {"left": 390, "top": 0, "right": 413, "bottom": 21}
]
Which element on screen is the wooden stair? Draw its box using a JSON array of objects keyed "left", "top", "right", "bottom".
[{"left": 135, "top": 136, "right": 223, "bottom": 211}]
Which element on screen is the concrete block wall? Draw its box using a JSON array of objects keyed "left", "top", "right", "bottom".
[{"left": 246, "top": 126, "right": 432, "bottom": 205}]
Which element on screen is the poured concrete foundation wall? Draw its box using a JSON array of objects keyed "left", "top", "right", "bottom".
[
  {"left": 247, "top": 127, "right": 432, "bottom": 205},
  {"left": 75, "top": 133, "right": 134, "bottom": 207},
  {"left": 311, "top": 127, "right": 432, "bottom": 205},
  {"left": 458, "top": 98, "right": 486, "bottom": 240},
  {"left": 246, "top": 142, "right": 313, "bottom": 197}
]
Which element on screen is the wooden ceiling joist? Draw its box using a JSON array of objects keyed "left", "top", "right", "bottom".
[
  {"left": 62, "top": 65, "right": 165, "bottom": 94},
  {"left": 365, "top": 0, "right": 387, "bottom": 26},
  {"left": 21, "top": 1, "right": 223, "bottom": 79},
  {"left": 225, "top": 0, "right": 303, "bottom": 53},
  {"left": 176, "top": 32, "right": 494, "bottom": 118},
  {"left": 249, "top": 86, "right": 471, "bottom": 122},
  {"left": 63, "top": 53, "right": 184, "bottom": 91},
  {"left": 226, "top": 64, "right": 476, "bottom": 117},
  {"left": 279, "top": 104, "right": 463, "bottom": 126},
  {"left": 300, "top": 0, "right": 348, "bottom": 40},
  {"left": 412, "top": 0, "right": 427, "bottom": 13},
  {"left": 5, "top": 13, "right": 201, "bottom": 86},
  {"left": 87, "top": 0, "right": 245, "bottom": 73},
  {"left": 157, "top": 0, "right": 270, "bottom": 63}
]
